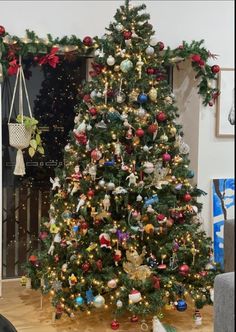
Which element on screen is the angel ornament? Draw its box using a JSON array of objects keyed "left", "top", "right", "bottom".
[
  {"left": 76, "top": 194, "right": 87, "bottom": 212},
  {"left": 102, "top": 194, "right": 111, "bottom": 211},
  {"left": 50, "top": 177, "right": 61, "bottom": 191},
  {"left": 126, "top": 172, "right": 138, "bottom": 186}
]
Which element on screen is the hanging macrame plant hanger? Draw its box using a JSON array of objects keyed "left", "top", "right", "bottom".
[{"left": 8, "top": 56, "right": 33, "bottom": 176}]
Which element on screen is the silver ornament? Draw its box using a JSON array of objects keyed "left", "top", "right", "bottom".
[
  {"left": 143, "top": 145, "right": 150, "bottom": 152},
  {"left": 107, "top": 55, "right": 115, "bottom": 66},
  {"left": 96, "top": 91, "right": 102, "bottom": 98},
  {"left": 115, "top": 23, "right": 124, "bottom": 31},
  {"left": 136, "top": 194, "right": 143, "bottom": 202},
  {"left": 145, "top": 46, "right": 155, "bottom": 56},
  {"left": 90, "top": 90, "right": 97, "bottom": 100},
  {"left": 149, "top": 37, "right": 158, "bottom": 46},
  {"left": 137, "top": 107, "right": 146, "bottom": 118},
  {"left": 99, "top": 179, "right": 106, "bottom": 187},
  {"left": 116, "top": 91, "right": 126, "bottom": 103},
  {"left": 86, "top": 124, "right": 92, "bottom": 131},
  {"left": 116, "top": 300, "right": 123, "bottom": 308},
  {"left": 179, "top": 142, "right": 190, "bottom": 154},
  {"left": 107, "top": 182, "right": 115, "bottom": 190},
  {"left": 160, "top": 134, "right": 168, "bottom": 142},
  {"left": 120, "top": 59, "right": 133, "bottom": 73}
]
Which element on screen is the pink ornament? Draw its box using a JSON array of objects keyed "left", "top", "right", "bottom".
[
  {"left": 91, "top": 149, "right": 102, "bottom": 160},
  {"left": 162, "top": 153, "right": 171, "bottom": 162}
]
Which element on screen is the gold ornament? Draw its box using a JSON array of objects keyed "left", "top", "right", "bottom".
[
  {"left": 133, "top": 136, "right": 140, "bottom": 145},
  {"left": 123, "top": 247, "right": 151, "bottom": 280},
  {"left": 114, "top": 65, "right": 120, "bottom": 72},
  {"left": 144, "top": 223, "right": 154, "bottom": 234},
  {"left": 129, "top": 89, "right": 139, "bottom": 102},
  {"left": 148, "top": 87, "right": 157, "bottom": 102},
  {"left": 136, "top": 55, "right": 144, "bottom": 79},
  {"left": 170, "top": 127, "right": 177, "bottom": 136}
]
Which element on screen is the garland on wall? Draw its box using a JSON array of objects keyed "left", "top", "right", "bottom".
[{"left": 0, "top": 25, "right": 220, "bottom": 106}]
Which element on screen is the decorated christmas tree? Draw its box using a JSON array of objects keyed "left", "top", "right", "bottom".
[{"left": 25, "top": 0, "right": 220, "bottom": 329}]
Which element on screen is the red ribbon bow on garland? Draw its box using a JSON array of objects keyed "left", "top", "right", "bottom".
[
  {"left": 38, "top": 47, "right": 59, "bottom": 68},
  {"left": 7, "top": 59, "right": 20, "bottom": 76}
]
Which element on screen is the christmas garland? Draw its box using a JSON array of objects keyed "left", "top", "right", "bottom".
[{"left": 0, "top": 25, "right": 220, "bottom": 106}]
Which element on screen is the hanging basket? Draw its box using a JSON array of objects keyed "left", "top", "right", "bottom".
[
  {"left": 8, "top": 123, "right": 32, "bottom": 150},
  {"left": 8, "top": 57, "right": 33, "bottom": 176}
]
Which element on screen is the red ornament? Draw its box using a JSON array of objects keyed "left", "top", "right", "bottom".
[
  {"left": 87, "top": 188, "right": 95, "bottom": 198},
  {"left": 54, "top": 254, "right": 59, "bottom": 263},
  {"left": 199, "top": 59, "right": 205, "bottom": 67},
  {"left": 146, "top": 67, "right": 155, "bottom": 75},
  {"left": 91, "top": 149, "right": 102, "bottom": 160},
  {"left": 111, "top": 320, "right": 120, "bottom": 330},
  {"left": 148, "top": 123, "right": 158, "bottom": 133},
  {"left": 191, "top": 54, "right": 201, "bottom": 63},
  {"left": 39, "top": 231, "right": 48, "bottom": 240},
  {"left": 136, "top": 128, "right": 145, "bottom": 137},
  {"left": 29, "top": 255, "right": 37, "bottom": 263},
  {"left": 157, "top": 41, "right": 165, "bottom": 51},
  {"left": 198, "top": 270, "right": 208, "bottom": 277},
  {"left": 158, "top": 263, "right": 167, "bottom": 270},
  {"left": 114, "top": 249, "right": 122, "bottom": 265},
  {"left": 99, "top": 233, "right": 111, "bottom": 249},
  {"left": 123, "top": 31, "right": 132, "bottom": 40},
  {"left": 157, "top": 214, "right": 165, "bottom": 221},
  {"left": 152, "top": 275, "right": 161, "bottom": 289},
  {"left": 82, "top": 261, "right": 90, "bottom": 272},
  {"left": 83, "top": 36, "right": 93, "bottom": 47},
  {"left": 74, "top": 131, "right": 87, "bottom": 145},
  {"left": 156, "top": 112, "right": 167, "bottom": 122},
  {"left": 7, "top": 59, "right": 20, "bottom": 76},
  {"left": 89, "top": 107, "right": 98, "bottom": 116},
  {"left": 162, "top": 153, "right": 171, "bottom": 162},
  {"left": 83, "top": 94, "right": 91, "bottom": 103},
  {"left": 33, "top": 56, "right": 39, "bottom": 62},
  {"left": 0, "top": 25, "right": 5, "bottom": 36},
  {"left": 38, "top": 47, "right": 59, "bottom": 68},
  {"left": 96, "top": 259, "right": 103, "bottom": 271},
  {"left": 211, "top": 65, "right": 220, "bottom": 74},
  {"left": 107, "top": 89, "right": 114, "bottom": 98},
  {"left": 179, "top": 264, "right": 190, "bottom": 276},
  {"left": 81, "top": 221, "right": 88, "bottom": 230},
  {"left": 130, "top": 315, "right": 139, "bottom": 322},
  {"left": 208, "top": 101, "right": 214, "bottom": 107},
  {"left": 183, "top": 193, "right": 192, "bottom": 202}
]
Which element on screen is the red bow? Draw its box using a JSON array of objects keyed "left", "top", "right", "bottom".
[
  {"left": 7, "top": 59, "right": 20, "bottom": 76},
  {"left": 39, "top": 47, "right": 59, "bottom": 68}
]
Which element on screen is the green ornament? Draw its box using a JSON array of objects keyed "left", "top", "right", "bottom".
[{"left": 120, "top": 59, "right": 133, "bottom": 73}]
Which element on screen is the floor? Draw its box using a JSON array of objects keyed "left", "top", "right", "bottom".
[{"left": 0, "top": 280, "right": 213, "bottom": 332}]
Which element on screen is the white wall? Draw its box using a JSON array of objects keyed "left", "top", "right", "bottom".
[{"left": 0, "top": 0, "right": 234, "bottom": 236}]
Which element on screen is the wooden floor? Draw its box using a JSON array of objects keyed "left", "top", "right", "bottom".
[{"left": 0, "top": 280, "right": 213, "bottom": 332}]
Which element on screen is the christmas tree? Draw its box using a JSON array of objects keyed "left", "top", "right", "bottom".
[{"left": 26, "top": 0, "right": 220, "bottom": 327}]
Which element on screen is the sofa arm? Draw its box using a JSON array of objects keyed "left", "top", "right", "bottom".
[
  {"left": 224, "top": 219, "right": 235, "bottom": 272},
  {"left": 214, "top": 272, "right": 235, "bottom": 332}
]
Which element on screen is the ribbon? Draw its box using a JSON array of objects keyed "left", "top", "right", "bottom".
[{"left": 39, "top": 47, "right": 59, "bottom": 68}]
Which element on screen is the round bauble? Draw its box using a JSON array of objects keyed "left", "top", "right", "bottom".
[
  {"left": 107, "top": 55, "right": 115, "bottom": 66},
  {"left": 137, "top": 107, "right": 146, "bottom": 118},
  {"left": 157, "top": 41, "right": 165, "bottom": 51},
  {"left": 107, "top": 182, "right": 115, "bottom": 190},
  {"left": 75, "top": 296, "right": 84, "bottom": 306},
  {"left": 129, "top": 290, "right": 141, "bottom": 303},
  {"left": 148, "top": 123, "right": 158, "bottom": 134},
  {"left": 0, "top": 25, "right": 6, "bottom": 36},
  {"left": 120, "top": 59, "right": 133, "bottom": 73},
  {"left": 61, "top": 210, "right": 72, "bottom": 220},
  {"left": 187, "top": 170, "right": 194, "bottom": 178},
  {"left": 191, "top": 54, "right": 201, "bottom": 63},
  {"left": 148, "top": 87, "right": 157, "bottom": 102},
  {"left": 156, "top": 112, "right": 167, "bottom": 122},
  {"left": 123, "top": 30, "right": 132, "bottom": 40},
  {"left": 144, "top": 223, "right": 154, "bottom": 234},
  {"left": 111, "top": 320, "right": 120, "bottom": 330},
  {"left": 179, "top": 142, "right": 190, "bottom": 154},
  {"left": 114, "top": 65, "right": 120, "bottom": 72},
  {"left": 146, "top": 67, "right": 155, "bottom": 75},
  {"left": 145, "top": 46, "right": 155, "bottom": 56},
  {"left": 90, "top": 90, "right": 97, "bottom": 100},
  {"left": 82, "top": 261, "right": 90, "bottom": 272},
  {"left": 89, "top": 107, "right": 98, "bottom": 116},
  {"left": 116, "top": 91, "right": 126, "bottom": 103},
  {"left": 116, "top": 300, "right": 123, "bottom": 308},
  {"left": 179, "top": 263, "right": 190, "bottom": 276},
  {"left": 176, "top": 299, "right": 187, "bottom": 311},
  {"left": 136, "top": 128, "right": 145, "bottom": 137},
  {"left": 83, "top": 94, "right": 91, "bottom": 103},
  {"left": 98, "top": 179, "right": 106, "bottom": 187},
  {"left": 136, "top": 194, "right": 143, "bottom": 202},
  {"left": 211, "top": 65, "right": 220, "bottom": 74},
  {"left": 86, "top": 124, "right": 92, "bottom": 131},
  {"left": 83, "top": 36, "right": 93, "bottom": 47},
  {"left": 115, "top": 23, "right": 124, "bottom": 32},
  {"left": 91, "top": 149, "right": 102, "bottom": 160},
  {"left": 162, "top": 153, "right": 171, "bottom": 162},
  {"left": 170, "top": 127, "right": 177, "bottom": 136},
  {"left": 107, "top": 279, "right": 117, "bottom": 289},
  {"left": 166, "top": 218, "right": 174, "bottom": 227},
  {"left": 149, "top": 37, "right": 158, "bottom": 46},
  {"left": 143, "top": 161, "right": 155, "bottom": 174},
  {"left": 160, "top": 134, "right": 168, "bottom": 142},
  {"left": 94, "top": 294, "right": 105, "bottom": 308},
  {"left": 183, "top": 193, "right": 192, "bottom": 202},
  {"left": 138, "top": 93, "right": 148, "bottom": 104}
]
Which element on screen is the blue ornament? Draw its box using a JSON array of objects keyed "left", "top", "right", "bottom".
[
  {"left": 61, "top": 210, "right": 72, "bottom": 220},
  {"left": 104, "top": 159, "right": 115, "bottom": 166},
  {"left": 188, "top": 170, "right": 194, "bottom": 178},
  {"left": 138, "top": 93, "right": 148, "bottom": 104},
  {"left": 75, "top": 296, "right": 84, "bottom": 306},
  {"left": 73, "top": 225, "right": 79, "bottom": 232},
  {"left": 144, "top": 194, "right": 159, "bottom": 207},
  {"left": 86, "top": 289, "right": 94, "bottom": 304},
  {"left": 176, "top": 299, "right": 187, "bottom": 311}
]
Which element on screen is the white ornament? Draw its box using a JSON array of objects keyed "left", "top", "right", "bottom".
[
  {"left": 129, "top": 290, "right": 141, "bottom": 303},
  {"left": 74, "top": 114, "right": 81, "bottom": 124},
  {"left": 86, "top": 124, "right": 92, "bottom": 131},
  {"left": 65, "top": 144, "right": 71, "bottom": 152},
  {"left": 50, "top": 177, "right": 61, "bottom": 190},
  {"left": 143, "top": 145, "right": 152, "bottom": 152},
  {"left": 76, "top": 120, "right": 87, "bottom": 133},
  {"left": 107, "top": 279, "right": 117, "bottom": 289},
  {"left": 90, "top": 90, "right": 97, "bottom": 100},
  {"left": 96, "top": 91, "right": 102, "bottom": 98},
  {"left": 76, "top": 194, "right": 86, "bottom": 212},
  {"left": 160, "top": 134, "right": 168, "bottom": 142},
  {"left": 179, "top": 142, "right": 190, "bottom": 154},
  {"left": 116, "top": 91, "right": 126, "bottom": 103},
  {"left": 145, "top": 46, "right": 155, "bottom": 56},
  {"left": 54, "top": 233, "right": 61, "bottom": 243},
  {"left": 99, "top": 178, "right": 106, "bottom": 187},
  {"left": 115, "top": 23, "right": 124, "bottom": 31},
  {"left": 116, "top": 300, "right": 123, "bottom": 308},
  {"left": 107, "top": 55, "right": 115, "bottom": 66},
  {"left": 102, "top": 194, "right": 111, "bottom": 211},
  {"left": 149, "top": 37, "right": 158, "bottom": 46},
  {"left": 107, "top": 182, "right": 115, "bottom": 190},
  {"left": 126, "top": 172, "right": 138, "bottom": 186},
  {"left": 112, "top": 186, "right": 127, "bottom": 194},
  {"left": 143, "top": 161, "right": 155, "bottom": 174},
  {"left": 210, "top": 288, "right": 214, "bottom": 302},
  {"left": 136, "top": 194, "right": 143, "bottom": 202},
  {"left": 137, "top": 107, "right": 146, "bottom": 118},
  {"left": 88, "top": 164, "right": 97, "bottom": 181},
  {"left": 94, "top": 295, "right": 105, "bottom": 308}
]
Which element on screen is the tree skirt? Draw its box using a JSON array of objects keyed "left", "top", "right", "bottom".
[{"left": 0, "top": 314, "right": 17, "bottom": 332}]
